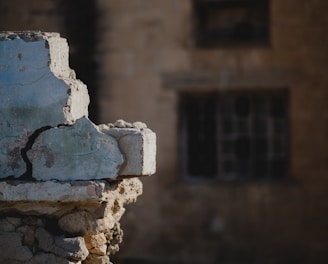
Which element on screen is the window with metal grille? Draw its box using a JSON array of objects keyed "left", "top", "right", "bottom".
[
  {"left": 179, "top": 91, "right": 289, "bottom": 182},
  {"left": 193, "top": 0, "right": 270, "bottom": 48}
]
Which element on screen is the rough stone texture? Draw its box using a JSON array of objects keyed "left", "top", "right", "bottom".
[
  {"left": 0, "top": 232, "right": 33, "bottom": 261},
  {"left": 0, "top": 178, "right": 142, "bottom": 217},
  {"left": 26, "top": 253, "right": 80, "bottom": 264},
  {"left": 0, "top": 178, "right": 142, "bottom": 264},
  {"left": 35, "top": 227, "right": 88, "bottom": 261},
  {"left": 84, "top": 255, "right": 111, "bottom": 264},
  {"left": 17, "top": 225, "right": 35, "bottom": 246},
  {"left": 85, "top": 233, "right": 107, "bottom": 256}
]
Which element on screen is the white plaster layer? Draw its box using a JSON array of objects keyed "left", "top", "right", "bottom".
[
  {"left": 0, "top": 181, "right": 106, "bottom": 203},
  {"left": 0, "top": 178, "right": 142, "bottom": 204},
  {"left": 44, "top": 33, "right": 89, "bottom": 123},
  {"left": 100, "top": 125, "right": 157, "bottom": 176}
]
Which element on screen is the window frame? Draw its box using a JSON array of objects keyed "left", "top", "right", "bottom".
[
  {"left": 179, "top": 89, "right": 290, "bottom": 184},
  {"left": 192, "top": 0, "right": 271, "bottom": 49}
]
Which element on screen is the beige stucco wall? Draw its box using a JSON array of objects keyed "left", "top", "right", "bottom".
[{"left": 96, "top": 1, "right": 328, "bottom": 263}]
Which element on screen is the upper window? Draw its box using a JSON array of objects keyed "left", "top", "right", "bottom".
[
  {"left": 193, "top": 0, "right": 270, "bottom": 48},
  {"left": 179, "top": 91, "right": 289, "bottom": 182}
]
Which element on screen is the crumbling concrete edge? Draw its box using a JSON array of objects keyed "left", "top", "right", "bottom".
[
  {"left": 0, "top": 32, "right": 156, "bottom": 181},
  {"left": 0, "top": 177, "right": 143, "bottom": 263},
  {"left": 100, "top": 120, "right": 157, "bottom": 177},
  {"left": 0, "top": 178, "right": 143, "bottom": 204},
  {"left": 44, "top": 33, "right": 90, "bottom": 124}
]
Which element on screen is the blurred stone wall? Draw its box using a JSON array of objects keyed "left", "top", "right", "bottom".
[
  {"left": 96, "top": 1, "right": 328, "bottom": 263},
  {"left": 1, "top": 0, "right": 328, "bottom": 263}
]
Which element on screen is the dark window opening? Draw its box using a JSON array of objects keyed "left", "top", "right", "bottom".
[
  {"left": 57, "top": 0, "right": 99, "bottom": 122},
  {"left": 182, "top": 93, "right": 218, "bottom": 179},
  {"left": 193, "top": 0, "right": 270, "bottom": 48},
  {"left": 179, "top": 91, "right": 289, "bottom": 182}
]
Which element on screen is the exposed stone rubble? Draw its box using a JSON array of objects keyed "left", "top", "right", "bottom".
[
  {"left": 0, "top": 32, "right": 156, "bottom": 263},
  {"left": 0, "top": 178, "right": 143, "bottom": 264}
]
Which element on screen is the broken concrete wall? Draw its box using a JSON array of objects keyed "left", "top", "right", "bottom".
[
  {"left": 0, "top": 31, "right": 156, "bottom": 181},
  {"left": 0, "top": 31, "right": 90, "bottom": 178},
  {"left": 0, "top": 31, "right": 156, "bottom": 264}
]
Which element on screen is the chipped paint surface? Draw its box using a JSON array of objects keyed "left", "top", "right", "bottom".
[
  {"left": 28, "top": 117, "right": 124, "bottom": 181},
  {"left": 0, "top": 32, "right": 156, "bottom": 181},
  {"left": 0, "top": 33, "right": 89, "bottom": 178},
  {"left": 0, "top": 31, "right": 155, "bottom": 264}
]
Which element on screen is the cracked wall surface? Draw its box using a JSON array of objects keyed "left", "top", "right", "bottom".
[
  {"left": 0, "top": 32, "right": 90, "bottom": 178},
  {"left": 0, "top": 32, "right": 156, "bottom": 181}
]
